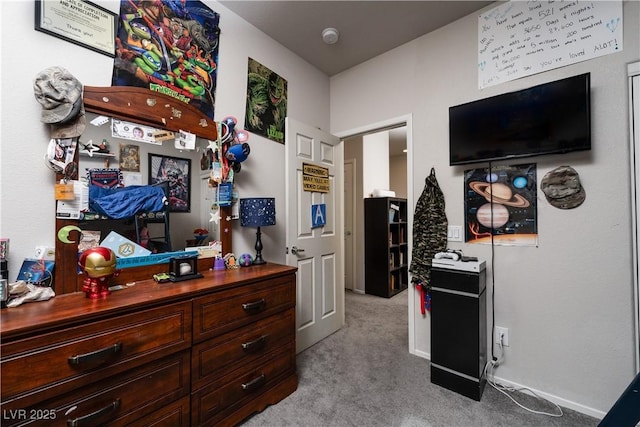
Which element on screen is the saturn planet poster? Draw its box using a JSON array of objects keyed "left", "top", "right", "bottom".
[{"left": 464, "top": 163, "right": 538, "bottom": 246}]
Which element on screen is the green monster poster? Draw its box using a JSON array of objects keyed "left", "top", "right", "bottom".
[{"left": 245, "top": 58, "right": 288, "bottom": 143}]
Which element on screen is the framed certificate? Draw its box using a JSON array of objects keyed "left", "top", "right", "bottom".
[{"left": 35, "top": 0, "right": 117, "bottom": 57}]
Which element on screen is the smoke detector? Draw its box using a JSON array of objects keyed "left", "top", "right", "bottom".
[{"left": 322, "top": 27, "right": 339, "bottom": 45}]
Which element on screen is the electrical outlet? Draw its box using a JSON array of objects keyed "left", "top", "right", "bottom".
[{"left": 495, "top": 326, "right": 509, "bottom": 347}]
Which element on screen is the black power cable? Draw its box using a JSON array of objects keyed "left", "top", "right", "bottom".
[{"left": 489, "top": 161, "right": 497, "bottom": 362}]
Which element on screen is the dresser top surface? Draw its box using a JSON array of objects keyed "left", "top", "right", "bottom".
[{"left": 1, "top": 263, "right": 296, "bottom": 339}]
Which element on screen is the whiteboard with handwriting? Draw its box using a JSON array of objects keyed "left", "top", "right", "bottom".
[{"left": 478, "top": 1, "right": 623, "bottom": 89}]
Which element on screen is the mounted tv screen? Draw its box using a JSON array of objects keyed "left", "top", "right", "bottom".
[{"left": 449, "top": 73, "right": 591, "bottom": 166}]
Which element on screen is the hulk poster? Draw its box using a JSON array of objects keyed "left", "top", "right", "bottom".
[
  {"left": 112, "top": 0, "right": 220, "bottom": 119},
  {"left": 245, "top": 58, "right": 288, "bottom": 143}
]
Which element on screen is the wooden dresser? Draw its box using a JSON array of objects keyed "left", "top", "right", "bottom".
[{"left": 0, "top": 263, "right": 297, "bottom": 426}]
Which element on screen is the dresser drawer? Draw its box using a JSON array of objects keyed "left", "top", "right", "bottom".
[
  {"left": 192, "top": 308, "right": 294, "bottom": 391},
  {"left": 193, "top": 274, "right": 295, "bottom": 342},
  {"left": 1, "top": 351, "right": 190, "bottom": 427},
  {"left": 1, "top": 301, "right": 191, "bottom": 407},
  {"left": 134, "top": 395, "right": 191, "bottom": 427},
  {"left": 191, "top": 342, "right": 296, "bottom": 426}
]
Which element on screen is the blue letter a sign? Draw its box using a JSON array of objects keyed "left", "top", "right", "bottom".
[{"left": 311, "top": 204, "right": 326, "bottom": 228}]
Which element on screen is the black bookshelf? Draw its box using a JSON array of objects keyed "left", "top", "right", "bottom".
[{"left": 364, "top": 197, "right": 408, "bottom": 298}]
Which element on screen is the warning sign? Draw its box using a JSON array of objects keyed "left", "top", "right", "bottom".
[
  {"left": 302, "top": 163, "right": 329, "bottom": 193},
  {"left": 302, "top": 175, "right": 330, "bottom": 193}
]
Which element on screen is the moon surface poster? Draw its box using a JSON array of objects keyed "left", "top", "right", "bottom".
[{"left": 464, "top": 163, "right": 538, "bottom": 246}]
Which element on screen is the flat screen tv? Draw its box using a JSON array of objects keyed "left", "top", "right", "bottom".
[{"left": 449, "top": 73, "right": 591, "bottom": 166}]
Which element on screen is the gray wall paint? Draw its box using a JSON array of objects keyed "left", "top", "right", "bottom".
[
  {"left": 330, "top": 0, "right": 639, "bottom": 416},
  {"left": 390, "top": 155, "right": 407, "bottom": 198}
]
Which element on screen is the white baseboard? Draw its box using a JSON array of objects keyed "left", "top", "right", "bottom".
[
  {"left": 411, "top": 348, "right": 430, "bottom": 360},
  {"left": 409, "top": 351, "right": 605, "bottom": 420},
  {"left": 490, "top": 374, "right": 606, "bottom": 420}
]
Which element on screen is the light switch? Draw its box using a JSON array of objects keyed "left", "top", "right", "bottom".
[{"left": 447, "top": 225, "right": 463, "bottom": 242}]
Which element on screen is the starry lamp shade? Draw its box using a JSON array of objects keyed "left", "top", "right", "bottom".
[{"left": 240, "top": 198, "right": 276, "bottom": 265}]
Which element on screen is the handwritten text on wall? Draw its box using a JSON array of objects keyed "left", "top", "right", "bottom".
[{"left": 478, "top": 1, "right": 623, "bottom": 89}]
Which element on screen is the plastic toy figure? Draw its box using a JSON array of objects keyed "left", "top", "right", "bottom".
[{"left": 78, "top": 247, "right": 119, "bottom": 299}]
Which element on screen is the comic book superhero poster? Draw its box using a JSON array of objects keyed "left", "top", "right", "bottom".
[
  {"left": 112, "top": 1, "right": 220, "bottom": 119},
  {"left": 464, "top": 163, "right": 538, "bottom": 246},
  {"left": 245, "top": 58, "right": 288, "bottom": 144}
]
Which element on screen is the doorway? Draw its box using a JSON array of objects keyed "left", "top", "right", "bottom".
[{"left": 338, "top": 115, "right": 416, "bottom": 353}]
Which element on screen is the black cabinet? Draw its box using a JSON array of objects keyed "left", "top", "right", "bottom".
[
  {"left": 364, "top": 197, "right": 408, "bottom": 298},
  {"left": 430, "top": 265, "right": 487, "bottom": 400}
]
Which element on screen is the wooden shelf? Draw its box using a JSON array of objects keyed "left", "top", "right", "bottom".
[{"left": 79, "top": 151, "right": 116, "bottom": 157}]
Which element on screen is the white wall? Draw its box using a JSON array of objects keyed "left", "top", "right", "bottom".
[
  {"left": 362, "top": 130, "right": 390, "bottom": 197},
  {"left": 330, "top": 0, "right": 639, "bottom": 417},
  {"left": 0, "top": 0, "right": 330, "bottom": 278}
]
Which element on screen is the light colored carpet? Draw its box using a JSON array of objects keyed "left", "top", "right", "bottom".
[{"left": 240, "top": 290, "right": 598, "bottom": 426}]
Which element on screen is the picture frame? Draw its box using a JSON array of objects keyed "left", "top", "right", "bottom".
[
  {"left": 34, "top": 0, "right": 117, "bottom": 57},
  {"left": 148, "top": 154, "right": 191, "bottom": 213},
  {"left": 119, "top": 144, "right": 140, "bottom": 172}
]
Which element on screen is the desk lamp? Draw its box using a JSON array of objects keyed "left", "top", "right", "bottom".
[{"left": 240, "top": 198, "right": 276, "bottom": 265}]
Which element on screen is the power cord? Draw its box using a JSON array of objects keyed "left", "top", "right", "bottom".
[
  {"left": 484, "top": 336, "right": 564, "bottom": 418},
  {"left": 490, "top": 330, "right": 505, "bottom": 368},
  {"left": 489, "top": 162, "right": 496, "bottom": 362},
  {"left": 485, "top": 165, "right": 561, "bottom": 418}
]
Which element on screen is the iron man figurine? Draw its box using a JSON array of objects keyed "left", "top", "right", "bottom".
[{"left": 78, "top": 247, "right": 119, "bottom": 299}]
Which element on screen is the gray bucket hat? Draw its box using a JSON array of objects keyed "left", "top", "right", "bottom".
[
  {"left": 33, "top": 66, "right": 86, "bottom": 138},
  {"left": 540, "top": 166, "right": 586, "bottom": 209}
]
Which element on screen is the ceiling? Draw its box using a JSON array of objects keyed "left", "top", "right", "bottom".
[
  {"left": 218, "top": 1, "right": 495, "bottom": 77},
  {"left": 218, "top": 1, "right": 496, "bottom": 155}
]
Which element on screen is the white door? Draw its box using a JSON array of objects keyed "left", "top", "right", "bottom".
[
  {"left": 344, "top": 159, "right": 356, "bottom": 290},
  {"left": 285, "top": 117, "right": 344, "bottom": 353}
]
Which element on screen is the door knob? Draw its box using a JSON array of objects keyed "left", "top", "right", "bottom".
[{"left": 291, "top": 246, "right": 305, "bottom": 255}]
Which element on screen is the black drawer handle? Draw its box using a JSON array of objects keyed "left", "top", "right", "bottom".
[
  {"left": 241, "top": 374, "right": 266, "bottom": 392},
  {"left": 241, "top": 334, "right": 268, "bottom": 352},
  {"left": 66, "top": 398, "right": 120, "bottom": 427},
  {"left": 242, "top": 299, "right": 266, "bottom": 313},
  {"left": 68, "top": 343, "right": 122, "bottom": 366}
]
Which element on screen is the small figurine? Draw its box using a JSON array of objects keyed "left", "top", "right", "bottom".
[
  {"left": 238, "top": 253, "right": 254, "bottom": 267},
  {"left": 223, "top": 253, "right": 239, "bottom": 269},
  {"left": 78, "top": 247, "right": 119, "bottom": 299}
]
